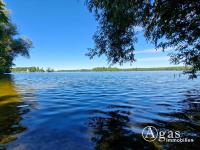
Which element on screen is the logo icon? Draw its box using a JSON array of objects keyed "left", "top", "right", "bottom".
[{"left": 142, "top": 126, "right": 158, "bottom": 142}]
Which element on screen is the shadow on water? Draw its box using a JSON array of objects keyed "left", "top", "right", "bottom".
[
  {"left": 88, "top": 104, "right": 156, "bottom": 150},
  {"left": 153, "top": 89, "right": 200, "bottom": 150},
  {"left": 0, "top": 75, "right": 30, "bottom": 149},
  {"left": 88, "top": 90, "right": 200, "bottom": 150}
]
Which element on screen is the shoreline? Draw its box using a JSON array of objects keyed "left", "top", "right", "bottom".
[{"left": 11, "top": 66, "right": 190, "bottom": 73}]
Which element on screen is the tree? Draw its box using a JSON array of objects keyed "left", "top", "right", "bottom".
[
  {"left": 0, "top": 0, "right": 8, "bottom": 23},
  {"left": 0, "top": 0, "right": 32, "bottom": 74},
  {"left": 46, "top": 67, "right": 54, "bottom": 72},
  {"left": 86, "top": 0, "right": 200, "bottom": 78}
]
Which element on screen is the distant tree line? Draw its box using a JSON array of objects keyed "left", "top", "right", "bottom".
[
  {"left": 57, "top": 66, "right": 188, "bottom": 72},
  {"left": 91, "top": 67, "right": 188, "bottom": 72},
  {"left": 12, "top": 67, "right": 54, "bottom": 72}
]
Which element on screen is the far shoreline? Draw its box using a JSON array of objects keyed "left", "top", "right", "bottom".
[{"left": 11, "top": 66, "right": 190, "bottom": 73}]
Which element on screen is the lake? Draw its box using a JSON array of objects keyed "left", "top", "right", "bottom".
[{"left": 0, "top": 72, "right": 200, "bottom": 150}]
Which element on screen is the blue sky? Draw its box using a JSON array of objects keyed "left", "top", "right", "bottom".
[{"left": 6, "top": 0, "right": 174, "bottom": 70}]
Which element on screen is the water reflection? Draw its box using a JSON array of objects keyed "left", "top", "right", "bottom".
[
  {"left": 88, "top": 104, "right": 156, "bottom": 150},
  {"left": 154, "top": 89, "right": 200, "bottom": 149},
  {"left": 0, "top": 72, "right": 200, "bottom": 150},
  {"left": 89, "top": 89, "right": 200, "bottom": 150},
  {"left": 0, "top": 75, "right": 28, "bottom": 147}
]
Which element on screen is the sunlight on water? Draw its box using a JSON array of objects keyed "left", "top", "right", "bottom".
[
  {"left": 0, "top": 75, "right": 25, "bottom": 145},
  {"left": 0, "top": 75, "right": 20, "bottom": 106},
  {"left": 0, "top": 72, "right": 200, "bottom": 150}
]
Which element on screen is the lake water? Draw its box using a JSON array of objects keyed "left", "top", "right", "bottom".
[{"left": 0, "top": 72, "right": 200, "bottom": 150}]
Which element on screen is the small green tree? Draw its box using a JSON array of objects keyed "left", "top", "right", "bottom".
[{"left": 46, "top": 67, "right": 54, "bottom": 72}]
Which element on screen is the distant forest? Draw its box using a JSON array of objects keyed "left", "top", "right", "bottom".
[
  {"left": 12, "top": 66, "right": 189, "bottom": 72},
  {"left": 12, "top": 67, "right": 54, "bottom": 72}
]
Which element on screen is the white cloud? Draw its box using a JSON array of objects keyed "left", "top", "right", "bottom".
[
  {"left": 135, "top": 47, "right": 173, "bottom": 54},
  {"left": 138, "top": 56, "right": 169, "bottom": 62}
]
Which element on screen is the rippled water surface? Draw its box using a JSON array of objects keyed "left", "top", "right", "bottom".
[{"left": 0, "top": 72, "right": 200, "bottom": 150}]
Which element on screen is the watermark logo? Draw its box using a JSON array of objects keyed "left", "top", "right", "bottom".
[
  {"left": 142, "top": 126, "right": 158, "bottom": 142},
  {"left": 142, "top": 126, "right": 194, "bottom": 143}
]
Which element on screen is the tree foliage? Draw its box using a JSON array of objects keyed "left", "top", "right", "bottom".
[
  {"left": 0, "top": 0, "right": 8, "bottom": 23},
  {"left": 12, "top": 67, "right": 45, "bottom": 72},
  {"left": 86, "top": 0, "right": 200, "bottom": 78},
  {"left": 0, "top": 0, "right": 32, "bottom": 74}
]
